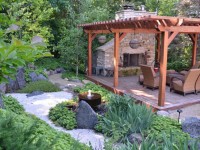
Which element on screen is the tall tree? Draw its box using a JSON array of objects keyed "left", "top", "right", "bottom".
[
  {"left": 1, "top": 0, "right": 54, "bottom": 43},
  {"left": 146, "top": 0, "right": 179, "bottom": 16}
]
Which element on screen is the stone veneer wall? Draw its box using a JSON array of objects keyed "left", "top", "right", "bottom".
[{"left": 96, "top": 33, "right": 155, "bottom": 68}]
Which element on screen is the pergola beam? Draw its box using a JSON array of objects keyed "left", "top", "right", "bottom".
[
  {"left": 168, "top": 32, "right": 178, "bottom": 45},
  {"left": 119, "top": 33, "right": 127, "bottom": 41},
  {"left": 158, "top": 26, "right": 200, "bottom": 33}
]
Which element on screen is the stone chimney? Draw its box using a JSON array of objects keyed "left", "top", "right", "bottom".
[{"left": 115, "top": 4, "right": 157, "bottom": 20}]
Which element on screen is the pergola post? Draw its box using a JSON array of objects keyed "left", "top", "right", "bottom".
[
  {"left": 156, "top": 33, "right": 161, "bottom": 63},
  {"left": 192, "top": 34, "right": 198, "bottom": 66},
  {"left": 87, "top": 33, "right": 92, "bottom": 76},
  {"left": 87, "top": 33, "right": 96, "bottom": 76},
  {"left": 114, "top": 32, "right": 120, "bottom": 87},
  {"left": 158, "top": 31, "right": 169, "bottom": 106}
]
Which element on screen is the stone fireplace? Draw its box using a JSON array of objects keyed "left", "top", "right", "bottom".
[{"left": 93, "top": 4, "right": 157, "bottom": 75}]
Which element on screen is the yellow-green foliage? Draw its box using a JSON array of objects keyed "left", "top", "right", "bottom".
[
  {"left": 119, "top": 67, "right": 141, "bottom": 77},
  {"left": 144, "top": 116, "right": 190, "bottom": 144},
  {"left": 49, "top": 101, "right": 77, "bottom": 130}
]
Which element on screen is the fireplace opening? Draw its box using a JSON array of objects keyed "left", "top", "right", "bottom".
[{"left": 123, "top": 53, "right": 145, "bottom": 67}]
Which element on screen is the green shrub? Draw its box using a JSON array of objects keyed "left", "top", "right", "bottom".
[
  {"left": 62, "top": 72, "right": 85, "bottom": 81},
  {"left": 2, "top": 95, "right": 25, "bottom": 114},
  {"left": 0, "top": 109, "right": 90, "bottom": 150},
  {"left": 117, "top": 133, "right": 198, "bottom": 150},
  {"left": 97, "top": 94, "right": 154, "bottom": 141},
  {"left": 18, "top": 80, "right": 60, "bottom": 93},
  {"left": 49, "top": 101, "right": 77, "bottom": 130},
  {"left": 143, "top": 116, "right": 190, "bottom": 144},
  {"left": 34, "top": 57, "right": 63, "bottom": 71},
  {"left": 74, "top": 83, "right": 111, "bottom": 102}
]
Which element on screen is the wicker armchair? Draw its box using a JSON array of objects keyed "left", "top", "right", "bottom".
[
  {"left": 180, "top": 61, "right": 200, "bottom": 75},
  {"left": 140, "top": 65, "right": 159, "bottom": 90},
  {"left": 170, "top": 69, "right": 200, "bottom": 96},
  {"left": 196, "top": 74, "right": 200, "bottom": 94}
]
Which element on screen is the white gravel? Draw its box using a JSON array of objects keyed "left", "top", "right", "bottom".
[{"left": 7, "top": 91, "right": 104, "bottom": 150}]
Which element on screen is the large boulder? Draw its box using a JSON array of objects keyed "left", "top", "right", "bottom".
[
  {"left": 16, "top": 67, "right": 26, "bottom": 89},
  {"left": 26, "top": 91, "right": 44, "bottom": 97},
  {"left": 6, "top": 78, "right": 19, "bottom": 92},
  {"left": 0, "top": 83, "right": 6, "bottom": 94},
  {"left": 182, "top": 117, "right": 200, "bottom": 138},
  {"left": 29, "top": 72, "right": 38, "bottom": 82},
  {"left": 37, "top": 74, "right": 47, "bottom": 81},
  {"left": 29, "top": 72, "right": 47, "bottom": 82},
  {"left": 76, "top": 101, "right": 98, "bottom": 129},
  {"left": 128, "top": 133, "right": 143, "bottom": 144}
]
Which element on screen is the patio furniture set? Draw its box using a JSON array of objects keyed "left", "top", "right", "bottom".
[{"left": 139, "top": 61, "right": 200, "bottom": 96}]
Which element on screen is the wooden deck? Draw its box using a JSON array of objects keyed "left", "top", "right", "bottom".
[{"left": 87, "top": 75, "right": 200, "bottom": 110}]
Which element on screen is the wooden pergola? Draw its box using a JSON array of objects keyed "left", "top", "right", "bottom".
[{"left": 79, "top": 16, "right": 200, "bottom": 107}]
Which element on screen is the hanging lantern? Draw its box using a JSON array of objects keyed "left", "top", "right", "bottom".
[
  {"left": 98, "top": 35, "right": 106, "bottom": 44},
  {"left": 129, "top": 39, "right": 140, "bottom": 49}
]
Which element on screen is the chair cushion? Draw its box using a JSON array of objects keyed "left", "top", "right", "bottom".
[
  {"left": 167, "top": 70, "right": 177, "bottom": 74},
  {"left": 180, "top": 70, "right": 188, "bottom": 75},
  {"left": 173, "top": 80, "right": 183, "bottom": 92}
]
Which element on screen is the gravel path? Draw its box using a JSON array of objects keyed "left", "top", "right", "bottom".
[{"left": 7, "top": 92, "right": 104, "bottom": 150}]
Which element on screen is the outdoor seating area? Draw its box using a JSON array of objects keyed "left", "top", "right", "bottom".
[{"left": 87, "top": 75, "right": 200, "bottom": 110}]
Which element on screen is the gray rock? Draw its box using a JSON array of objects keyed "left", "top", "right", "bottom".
[
  {"left": 26, "top": 91, "right": 44, "bottom": 97},
  {"left": 76, "top": 101, "right": 98, "bottom": 129},
  {"left": 36, "top": 74, "right": 47, "bottom": 81},
  {"left": 29, "top": 72, "right": 38, "bottom": 82},
  {"left": 55, "top": 68, "right": 65, "bottom": 73},
  {"left": 156, "top": 110, "right": 170, "bottom": 117},
  {"left": 6, "top": 78, "right": 19, "bottom": 92},
  {"left": 69, "top": 78, "right": 81, "bottom": 83},
  {"left": 128, "top": 133, "right": 143, "bottom": 144},
  {"left": 49, "top": 70, "right": 55, "bottom": 75},
  {"left": 16, "top": 67, "right": 26, "bottom": 89},
  {"left": 0, "top": 94, "right": 4, "bottom": 109},
  {"left": 0, "top": 83, "right": 6, "bottom": 94},
  {"left": 182, "top": 117, "right": 200, "bottom": 138},
  {"left": 82, "top": 80, "right": 92, "bottom": 84}
]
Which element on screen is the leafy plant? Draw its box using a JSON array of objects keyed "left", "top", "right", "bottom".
[
  {"left": 0, "top": 36, "right": 45, "bottom": 83},
  {"left": 74, "top": 83, "right": 111, "bottom": 102},
  {"left": 0, "top": 109, "right": 90, "bottom": 150},
  {"left": 115, "top": 133, "right": 199, "bottom": 150},
  {"left": 49, "top": 101, "right": 77, "bottom": 130},
  {"left": 18, "top": 80, "right": 60, "bottom": 93},
  {"left": 2, "top": 95, "right": 25, "bottom": 114},
  {"left": 143, "top": 116, "right": 190, "bottom": 144},
  {"left": 34, "top": 57, "right": 63, "bottom": 71},
  {"left": 97, "top": 94, "right": 154, "bottom": 141}
]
